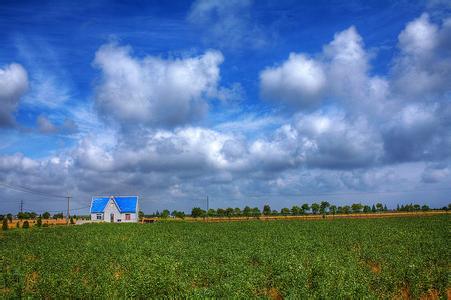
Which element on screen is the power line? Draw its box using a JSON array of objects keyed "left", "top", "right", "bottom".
[{"left": 0, "top": 182, "right": 67, "bottom": 198}]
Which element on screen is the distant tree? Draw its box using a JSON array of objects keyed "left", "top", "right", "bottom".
[
  {"left": 7, "top": 214, "right": 13, "bottom": 223},
  {"left": 53, "top": 213, "right": 64, "bottom": 219},
  {"left": 329, "top": 205, "right": 337, "bottom": 215},
  {"left": 383, "top": 205, "right": 388, "bottom": 211},
  {"left": 371, "top": 205, "right": 377, "bottom": 213},
  {"left": 243, "top": 206, "right": 251, "bottom": 217},
  {"left": 280, "top": 208, "right": 290, "bottom": 216},
  {"left": 363, "top": 205, "right": 371, "bottom": 213},
  {"left": 413, "top": 204, "right": 421, "bottom": 211},
  {"left": 216, "top": 208, "right": 226, "bottom": 217},
  {"left": 191, "top": 207, "right": 205, "bottom": 218},
  {"left": 375, "top": 203, "right": 383, "bottom": 212},
  {"left": 343, "top": 206, "right": 351, "bottom": 214},
  {"left": 311, "top": 203, "right": 320, "bottom": 214},
  {"left": 225, "top": 208, "right": 234, "bottom": 217},
  {"left": 42, "top": 212, "right": 51, "bottom": 219},
  {"left": 22, "top": 220, "right": 29, "bottom": 229},
  {"left": 291, "top": 205, "right": 301, "bottom": 216},
  {"left": 301, "top": 203, "right": 310, "bottom": 214},
  {"left": 234, "top": 207, "right": 241, "bottom": 216},
  {"left": 396, "top": 204, "right": 400, "bottom": 211},
  {"left": 263, "top": 205, "right": 271, "bottom": 216},
  {"left": 251, "top": 207, "right": 261, "bottom": 217},
  {"left": 36, "top": 217, "right": 42, "bottom": 227},
  {"left": 138, "top": 211, "right": 144, "bottom": 220},
  {"left": 448, "top": 203, "right": 451, "bottom": 210},
  {"left": 351, "top": 203, "right": 363, "bottom": 213},
  {"left": 161, "top": 210, "right": 170, "bottom": 218},
  {"left": 207, "top": 209, "right": 216, "bottom": 217},
  {"left": 70, "top": 217, "right": 75, "bottom": 224},
  {"left": 30, "top": 212, "right": 37, "bottom": 219},
  {"left": 175, "top": 211, "right": 185, "bottom": 219},
  {"left": 421, "top": 205, "right": 430, "bottom": 211},
  {"left": 2, "top": 218, "right": 8, "bottom": 231},
  {"left": 320, "top": 201, "right": 330, "bottom": 215},
  {"left": 271, "top": 210, "right": 279, "bottom": 215}
]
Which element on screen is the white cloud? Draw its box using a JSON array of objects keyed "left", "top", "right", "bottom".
[
  {"left": 0, "top": 63, "right": 28, "bottom": 126},
  {"left": 93, "top": 43, "right": 224, "bottom": 127},
  {"left": 187, "top": 0, "right": 266, "bottom": 49},
  {"left": 260, "top": 53, "right": 326, "bottom": 108}
]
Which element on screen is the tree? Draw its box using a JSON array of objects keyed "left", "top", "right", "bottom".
[
  {"left": 70, "top": 217, "right": 75, "bottom": 224},
  {"left": 251, "top": 207, "right": 261, "bottom": 217},
  {"left": 42, "top": 212, "right": 51, "bottom": 219},
  {"left": 351, "top": 203, "right": 363, "bottom": 213},
  {"left": 263, "top": 205, "right": 271, "bottom": 216},
  {"left": 291, "top": 205, "right": 301, "bottom": 216},
  {"left": 36, "top": 217, "right": 42, "bottom": 227},
  {"left": 311, "top": 203, "right": 320, "bottom": 214},
  {"left": 243, "top": 206, "right": 251, "bottom": 217},
  {"left": 337, "top": 206, "right": 344, "bottom": 214},
  {"left": 30, "top": 212, "right": 37, "bottom": 219},
  {"left": 7, "top": 213, "right": 13, "bottom": 223},
  {"left": 383, "top": 205, "right": 388, "bottom": 211},
  {"left": 22, "top": 220, "right": 30, "bottom": 229},
  {"left": 413, "top": 204, "right": 421, "bottom": 211},
  {"left": 375, "top": 203, "right": 383, "bottom": 212},
  {"left": 320, "top": 201, "right": 330, "bottom": 215},
  {"left": 216, "top": 208, "right": 226, "bottom": 217},
  {"left": 271, "top": 210, "right": 279, "bottom": 215},
  {"left": 363, "top": 205, "right": 371, "bottom": 213},
  {"left": 207, "top": 209, "right": 216, "bottom": 217},
  {"left": 371, "top": 204, "right": 376, "bottom": 213},
  {"left": 225, "top": 207, "right": 234, "bottom": 217},
  {"left": 138, "top": 211, "right": 144, "bottom": 220},
  {"left": 2, "top": 218, "right": 8, "bottom": 231},
  {"left": 301, "top": 203, "right": 310, "bottom": 214},
  {"left": 280, "top": 208, "right": 290, "bottom": 216},
  {"left": 161, "top": 210, "right": 170, "bottom": 218},
  {"left": 329, "top": 205, "right": 337, "bottom": 215},
  {"left": 343, "top": 205, "right": 351, "bottom": 214},
  {"left": 191, "top": 207, "right": 206, "bottom": 218},
  {"left": 421, "top": 205, "right": 430, "bottom": 211},
  {"left": 234, "top": 207, "right": 241, "bottom": 216}
]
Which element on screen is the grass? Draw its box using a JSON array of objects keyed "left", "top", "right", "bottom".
[{"left": 1, "top": 215, "right": 449, "bottom": 298}]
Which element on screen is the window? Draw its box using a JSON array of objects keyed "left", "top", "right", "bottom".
[
  {"left": 96, "top": 214, "right": 102, "bottom": 220},
  {"left": 125, "top": 214, "right": 131, "bottom": 220}
]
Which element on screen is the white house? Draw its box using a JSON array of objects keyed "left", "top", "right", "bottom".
[{"left": 90, "top": 196, "right": 139, "bottom": 223}]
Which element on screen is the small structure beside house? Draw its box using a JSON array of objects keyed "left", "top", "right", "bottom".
[{"left": 90, "top": 196, "right": 139, "bottom": 223}]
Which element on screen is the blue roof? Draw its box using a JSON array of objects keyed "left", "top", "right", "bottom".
[{"left": 90, "top": 196, "right": 138, "bottom": 213}]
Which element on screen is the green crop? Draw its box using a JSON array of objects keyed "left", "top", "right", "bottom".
[{"left": 1, "top": 215, "right": 449, "bottom": 298}]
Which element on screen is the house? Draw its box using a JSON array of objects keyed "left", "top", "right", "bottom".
[{"left": 90, "top": 196, "right": 139, "bottom": 223}]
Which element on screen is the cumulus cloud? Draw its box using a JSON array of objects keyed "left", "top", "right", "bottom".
[
  {"left": 0, "top": 63, "right": 28, "bottom": 127},
  {"left": 260, "top": 54, "right": 326, "bottom": 108},
  {"left": 187, "top": 0, "right": 266, "bottom": 49},
  {"left": 392, "top": 13, "right": 451, "bottom": 98},
  {"left": 93, "top": 43, "right": 224, "bottom": 128}
]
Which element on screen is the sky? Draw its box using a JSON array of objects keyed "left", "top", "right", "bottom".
[{"left": 0, "top": 0, "right": 450, "bottom": 214}]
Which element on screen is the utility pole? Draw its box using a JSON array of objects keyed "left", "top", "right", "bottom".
[
  {"left": 20, "top": 199, "right": 23, "bottom": 213},
  {"left": 66, "top": 195, "right": 71, "bottom": 221},
  {"left": 206, "top": 195, "right": 209, "bottom": 212}
]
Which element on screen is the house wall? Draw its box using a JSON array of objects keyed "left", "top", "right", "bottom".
[
  {"left": 103, "top": 199, "right": 121, "bottom": 223},
  {"left": 90, "top": 213, "right": 103, "bottom": 221}
]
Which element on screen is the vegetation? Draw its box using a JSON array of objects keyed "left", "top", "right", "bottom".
[{"left": 0, "top": 215, "right": 448, "bottom": 298}]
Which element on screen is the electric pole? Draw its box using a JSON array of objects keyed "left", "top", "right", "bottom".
[
  {"left": 20, "top": 199, "right": 23, "bottom": 213},
  {"left": 66, "top": 195, "right": 71, "bottom": 221},
  {"left": 207, "top": 195, "right": 209, "bottom": 212}
]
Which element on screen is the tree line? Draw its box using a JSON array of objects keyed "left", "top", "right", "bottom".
[{"left": 149, "top": 202, "right": 450, "bottom": 219}]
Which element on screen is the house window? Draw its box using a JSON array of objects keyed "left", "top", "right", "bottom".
[
  {"left": 125, "top": 214, "right": 131, "bottom": 220},
  {"left": 96, "top": 214, "right": 102, "bottom": 220}
]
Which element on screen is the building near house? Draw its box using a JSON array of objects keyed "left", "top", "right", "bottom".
[{"left": 90, "top": 196, "right": 139, "bottom": 223}]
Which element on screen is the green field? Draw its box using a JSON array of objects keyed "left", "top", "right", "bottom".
[{"left": 1, "top": 216, "right": 449, "bottom": 298}]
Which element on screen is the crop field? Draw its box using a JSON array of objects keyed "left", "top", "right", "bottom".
[{"left": 1, "top": 215, "right": 449, "bottom": 298}]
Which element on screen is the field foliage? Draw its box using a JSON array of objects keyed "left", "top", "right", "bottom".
[{"left": 1, "top": 215, "right": 449, "bottom": 298}]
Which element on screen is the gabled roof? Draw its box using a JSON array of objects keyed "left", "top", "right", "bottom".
[{"left": 90, "top": 196, "right": 138, "bottom": 213}]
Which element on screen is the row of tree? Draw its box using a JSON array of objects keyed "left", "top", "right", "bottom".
[
  {"left": 0, "top": 212, "right": 69, "bottom": 221},
  {"left": 184, "top": 202, "right": 446, "bottom": 218}
]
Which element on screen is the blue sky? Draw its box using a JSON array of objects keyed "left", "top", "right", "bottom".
[{"left": 0, "top": 0, "right": 450, "bottom": 214}]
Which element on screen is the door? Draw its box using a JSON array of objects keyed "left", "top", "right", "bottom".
[{"left": 110, "top": 213, "right": 114, "bottom": 223}]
